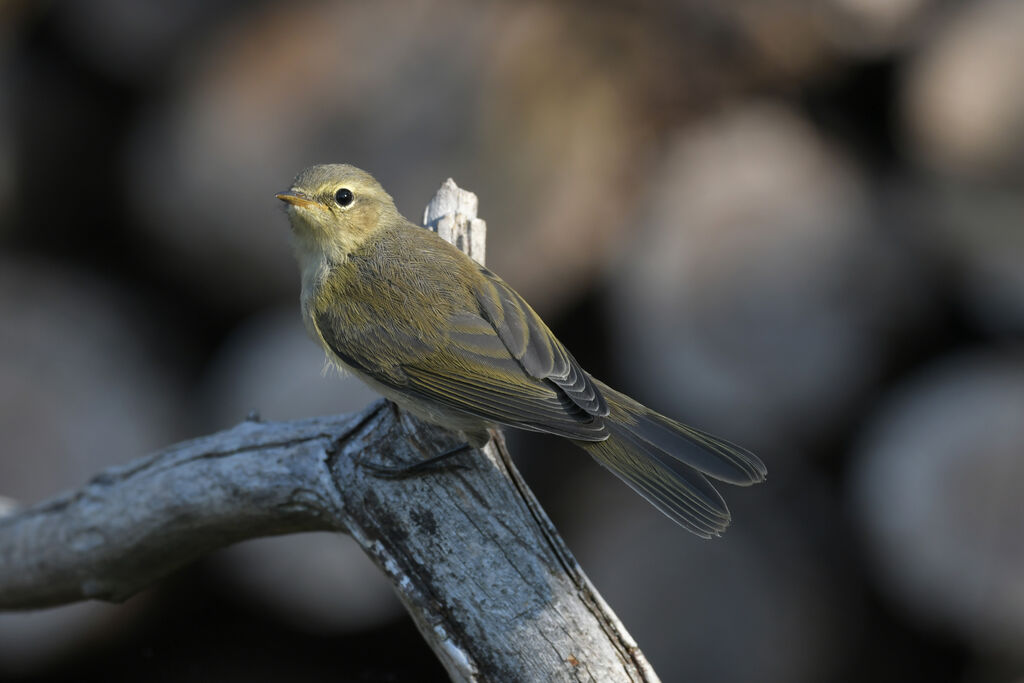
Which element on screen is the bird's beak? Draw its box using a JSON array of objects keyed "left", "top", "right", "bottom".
[{"left": 275, "top": 190, "right": 320, "bottom": 210}]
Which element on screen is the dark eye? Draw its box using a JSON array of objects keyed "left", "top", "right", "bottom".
[{"left": 334, "top": 188, "right": 354, "bottom": 207}]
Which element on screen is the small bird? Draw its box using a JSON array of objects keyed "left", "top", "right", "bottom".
[{"left": 277, "top": 164, "right": 765, "bottom": 537}]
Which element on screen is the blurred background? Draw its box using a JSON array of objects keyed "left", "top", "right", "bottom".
[{"left": 1, "top": 0, "right": 1023, "bottom": 680}]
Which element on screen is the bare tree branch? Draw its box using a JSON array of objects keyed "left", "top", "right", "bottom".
[{"left": 0, "top": 179, "right": 660, "bottom": 682}]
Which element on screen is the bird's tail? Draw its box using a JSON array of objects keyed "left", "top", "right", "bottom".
[{"left": 578, "top": 381, "right": 766, "bottom": 538}]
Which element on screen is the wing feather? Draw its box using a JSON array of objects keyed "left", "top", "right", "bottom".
[
  {"left": 475, "top": 267, "right": 609, "bottom": 418},
  {"left": 313, "top": 263, "right": 610, "bottom": 440}
]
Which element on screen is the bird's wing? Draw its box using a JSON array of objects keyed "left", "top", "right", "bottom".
[
  {"left": 400, "top": 310, "right": 609, "bottom": 440},
  {"left": 314, "top": 268, "right": 609, "bottom": 441},
  {"left": 472, "top": 266, "right": 608, "bottom": 419}
]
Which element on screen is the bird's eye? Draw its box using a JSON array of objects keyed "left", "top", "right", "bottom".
[{"left": 334, "top": 188, "right": 354, "bottom": 207}]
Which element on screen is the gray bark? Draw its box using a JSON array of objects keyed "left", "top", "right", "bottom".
[{"left": 0, "top": 180, "right": 659, "bottom": 683}]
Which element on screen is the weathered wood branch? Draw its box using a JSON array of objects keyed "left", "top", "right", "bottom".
[{"left": 0, "top": 179, "right": 660, "bottom": 682}]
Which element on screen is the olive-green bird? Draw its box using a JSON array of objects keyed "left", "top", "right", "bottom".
[{"left": 277, "top": 164, "right": 765, "bottom": 538}]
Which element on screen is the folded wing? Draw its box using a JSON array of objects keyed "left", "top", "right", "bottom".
[{"left": 314, "top": 267, "right": 609, "bottom": 441}]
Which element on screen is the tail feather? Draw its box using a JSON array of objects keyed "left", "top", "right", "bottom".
[
  {"left": 611, "top": 424, "right": 729, "bottom": 516},
  {"left": 580, "top": 383, "right": 766, "bottom": 537},
  {"left": 584, "top": 435, "right": 731, "bottom": 537},
  {"left": 635, "top": 412, "right": 766, "bottom": 484},
  {"left": 593, "top": 380, "right": 766, "bottom": 485}
]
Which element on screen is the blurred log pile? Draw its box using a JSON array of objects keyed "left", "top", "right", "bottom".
[{"left": 1, "top": 1, "right": 1022, "bottom": 681}]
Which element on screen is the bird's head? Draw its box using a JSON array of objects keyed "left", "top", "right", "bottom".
[{"left": 277, "top": 164, "right": 399, "bottom": 262}]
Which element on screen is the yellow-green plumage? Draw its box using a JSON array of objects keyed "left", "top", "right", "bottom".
[{"left": 278, "top": 164, "right": 765, "bottom": 537}]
